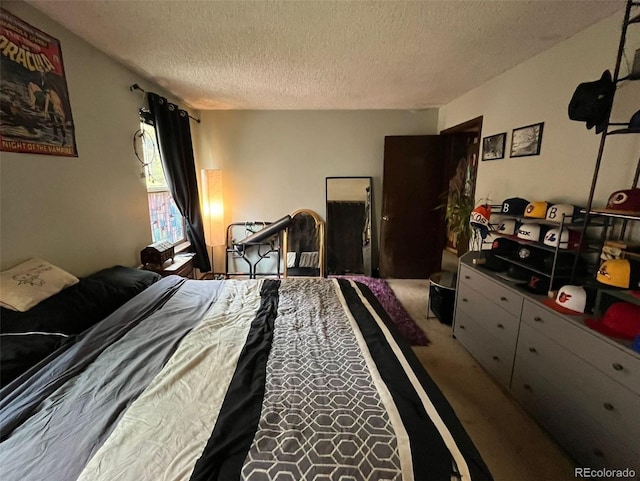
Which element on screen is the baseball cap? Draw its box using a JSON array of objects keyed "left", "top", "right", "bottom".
[
  {"left": 513, "top": 246, "right": 545, "bottom": 267},
  {"left": 585, "top": 302, "right": 640, "bottom": 340},
  {"left": 568, "top": 70, "right": 615, "bottom": 134},
  {"left": 495, "top": 218, "right": 520, "bottom": 236},
  {"left": 545, "top": 204, "right": 582, "bottom": 224},
  {"left": 503, "top": 264, "right": 530, "bottom": 282},
  {"left": 491, "top": 237, "right": 519, "bottom": 256},
  {"left": 594, "top": 188, "right": 640, "bottom": 216},
  {"left": 470, "top": 204, "right": 493, "bottom": 239},
  {"left": 595, "top": 259, "right": 640, "bottom": 290},
  {"left": 520, "top": 273, "right": 551, "bottom": 295},
  {"left": 483, "top": 251, "right": 509, "bottom": 272},
  {"left": 501, "top": 197, "right": 530, "bottom": 216},
  {"left": 543, "top": 227, "right": 581, "bottom": 249},
  {"left": 542, "top": 285, "right": 587, "bottom": 315},
  {"left": 482, "top": 238, "right": 518, "bottom": 271},
  {"left": 517, "top": 223, "right": 549, "bottom": 242},
  {"left": 524, "top": 201, "right": 550, "bottom": 219}
]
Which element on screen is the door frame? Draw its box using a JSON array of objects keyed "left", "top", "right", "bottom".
[{"left": 440, "top": 116, "right": 483, "bottom": 256}]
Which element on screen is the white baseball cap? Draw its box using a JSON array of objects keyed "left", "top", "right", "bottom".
[
  {"left": 496, "top": 218, "right": 519, "bottom": 236},
  {"left": 543, "top": 228, "right": 581, "bottom": 249},
  {"left": 545, "top": 204, "right": 579, "bottom": 223},
  {"left": 542, "top": 285, "right": 587, "bottom": 315},
  {"left": 517, "top": 223, "right": 548, "bottom": 242}
]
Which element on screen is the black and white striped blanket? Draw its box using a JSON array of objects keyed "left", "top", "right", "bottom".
[{"left": 0, "top": 277, "right": 492, "bottom": 481}]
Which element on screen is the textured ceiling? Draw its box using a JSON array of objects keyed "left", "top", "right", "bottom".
[{"left": 27, "top": 0, "right": 624, "bottom": 110}]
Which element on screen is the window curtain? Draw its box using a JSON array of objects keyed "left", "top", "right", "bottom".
[{"left": 146, "top": 92, "right": 211, "bottom": 272}]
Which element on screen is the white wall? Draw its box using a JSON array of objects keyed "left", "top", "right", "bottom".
[
  {"left": 0, "top": 2, "right": 175, "bottom": 276},
  {"left": 439, "top": 12, "right": 640, "bottom": 214},
  {"left": 195, "top": 109, "right": 439, "bottom": 270}
]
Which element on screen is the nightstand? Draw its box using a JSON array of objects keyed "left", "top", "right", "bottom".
[{"left": 143, "top": 253, "right": 195, "bottom": 279}]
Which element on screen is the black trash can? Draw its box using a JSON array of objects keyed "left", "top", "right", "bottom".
[{"left": 428, "top": 271, "right": 457, "bottom": 325}]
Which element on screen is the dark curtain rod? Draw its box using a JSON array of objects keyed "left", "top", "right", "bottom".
[{"left": 130, "top": 83, "right": 200, "bottom": 123}]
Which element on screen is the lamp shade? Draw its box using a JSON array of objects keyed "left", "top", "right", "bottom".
[{"left": 201, "top": 169, "right": 225, "bottom": 246}]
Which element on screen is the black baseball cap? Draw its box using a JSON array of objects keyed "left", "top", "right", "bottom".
[
  {"left": 483, "top": 251, "right": 509, "bottom": 272},
  {"left": 501, "top": 197, "right": 530, "bottom": 216},
  {"left": 491, "top": 237, "right": 519, "bottom": 256},
  {"left": 496, "top": 264, "right": 530, "bottom": 283},
  {"left": 513, "top": 246, "right": 545, "bottom": 268},
  {"left": 520, "top": 273, "right": 551, "bottom": 295}
]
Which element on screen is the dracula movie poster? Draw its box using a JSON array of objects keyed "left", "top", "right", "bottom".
[{"left": 0, "top": 8, "right": 77, "bottom": 157}]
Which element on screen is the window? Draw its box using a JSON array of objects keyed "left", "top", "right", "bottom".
[{"left": 140, "top": 122, "right": 185, "bottom": 245}]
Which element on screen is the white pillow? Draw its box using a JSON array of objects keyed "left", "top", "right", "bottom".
[{"left": 0, "top": 258, "right": 79, "bottom": 312}]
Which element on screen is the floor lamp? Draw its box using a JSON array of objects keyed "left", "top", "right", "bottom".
[{"left": 201, "top": 169, "right": 225, "bottom": 275}]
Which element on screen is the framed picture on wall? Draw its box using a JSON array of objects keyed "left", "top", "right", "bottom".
[
  {"left": 0, "top": 9, "right": 78, "bottom": 157},
  {"left": 510, "top": 122, "right": 544, "bottom": 158},
  {"left": 481, "top": 132, "right": 506, "bottom": 161}
]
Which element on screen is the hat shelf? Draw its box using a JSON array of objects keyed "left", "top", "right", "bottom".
[
  {"left": 492, "top": 254, "right": 573, "bottom": 279},
  {"left": 567, "top": 0, "right": 640, "bottom": 314},
  {"left": 479, "top": 207, "right": 602, "bottom": 296}
]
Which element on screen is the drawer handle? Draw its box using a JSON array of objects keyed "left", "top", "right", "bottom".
[
  {"left": 462, "top": 298, "right": 468, "bottom": 302},
  {"left": 496, "top": 323, "right": 504, "bottom": 329},
  {"left": 533, "top": 316, "right": 543, "bottom": 323},
  {"left": 492, "top": 356, "right": 500, "bottom": 362},
  {"left": 593, "top": 448, "right": 604, "bottom": 457},
  {"left": 500, "top": 296, "right": 508, "bottom": 302},
  {"left": 528, "top": 347, "right": 537, "bottom": 354},
  {"left": 465, "top": 275, "right": 471, "bottom": 280},
  {"left": 459, "top": 325, "right": 466, "bottom": 330},
  {"left": 603, "top": 402, "right": 615, "bottom": 411},
  {"left": 524, "top": 384, "right": 532, "bottom": 391},
  {"left": 612, "top": 363, "right": 624, "bottom": 371}
]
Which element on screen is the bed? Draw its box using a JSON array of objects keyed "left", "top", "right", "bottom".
[{"left": 0, "top": 275, "right": 493, "bottom": 481}]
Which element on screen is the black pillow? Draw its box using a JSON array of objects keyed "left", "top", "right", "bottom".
[
  {"left": 0, "top": 265, "right": 161, "bottom": 387},
  {"left": 85, "top": 266, "right": 161, "bottom": 315},
  {"left": 0, "top": 277, "right": 120, "bottom": 335}
]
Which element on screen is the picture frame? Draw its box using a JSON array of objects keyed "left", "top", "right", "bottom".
[
  {"left": 481, "top": 132, "right": 506, "bottom": 161},
  {"left": 510, "top": 122, "right": 544, "bottom": 158},
  {"left": 0, "top": 9, "right": 78, "bottom": 157}
]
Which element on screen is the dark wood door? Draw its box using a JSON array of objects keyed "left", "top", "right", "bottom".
[{"left": 379, "top": 135, "right": 445, "bottom": 279}]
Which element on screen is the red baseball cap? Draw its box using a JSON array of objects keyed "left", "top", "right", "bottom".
[
  {"left": 585, "top": 302, "right": 640, "bottom": 340},
  {"left": 593, "top": 188, "right": 640, "bottom": 216}
]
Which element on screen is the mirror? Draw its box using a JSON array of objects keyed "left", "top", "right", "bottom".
[
  {"left": 283, "top": 209, "right": 325, "bottom": 277},
  {"left": 326, "top": 177, "right": 373, "bottom": 276}
]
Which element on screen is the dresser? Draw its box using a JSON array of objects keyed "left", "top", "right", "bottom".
[{"left": 453, "top": 252, "right": 640, "bottom": 472}]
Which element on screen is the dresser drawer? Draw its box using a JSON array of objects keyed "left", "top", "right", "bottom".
[
  {"left": 456, "top": 282, "right": 520, "bottom": 348},
  {"left": 515, "top": 322, "right": 640, "bottom": 444},
  {"left": 511, "top": 360, "right": 640, "bottom": 472},
  {"left": 522, "top": 300, "right": 640, "bottom": 395},
  {"left": 459, "top": 264, "right": 523, "bottom": 317},
  {"left": 454, "top": 310, "right": 515, "bottom": 387}
]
